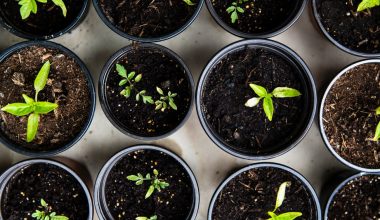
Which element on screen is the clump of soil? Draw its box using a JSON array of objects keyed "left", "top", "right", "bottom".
[
  {"left": 323, "top": 63, "right": 380, "bottom": 169},
  {"left": 210, "top": 0, "right": 302, "bottom": 34},
  {"left": 212, "top": 167, "right": 317, "bottom": 220},
  {"left": 327, "top": 175, "right": 380, "bottom": 219},
  {"left": 104, "top": 149, "right": 194, "bottom": 220},
  {"left": 0, "top": 46, "right": 91, "bottom": 151},
  {"left": 319, "top": 0, "right": 380, "bottom": 54},
  {"left": 99, "top": 0, "right": 199, "bottom": 38},
  {"left": 201, "top": 47, "right": 307, "bottom": 155},
  {"left": 105, "top": 46, "right": 192, "bottom": 137},
  {"left": 1, "top": 163, "right": 89, "bottom": 220},
  {"left": 0, "top": 0, "right": 85, "bottom": 37}
]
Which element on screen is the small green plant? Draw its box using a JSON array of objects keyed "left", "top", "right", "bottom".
[
  {"left": 136, "top": 215, "right": 157, "bottom": 220},
  {"left": 267, "top": 182, "right": 302, "bottom": 220},
  {"left": 183, "top": 0, "right": 195, "bottom": 6},
  {"left": 371, "top": 106, "right": 380, "bottom": 141},
  {"left": 155, "top": 87, "right": 177, "bottom": 111},
  {"left": 31, "top": 199, "right": 69, "bottom": 220},
  {"left": 1, "top": 61, "right": 58, "bottom": 142},
  {"left": 245, "top": 83, "right": 301, "bottom": 121},
  {"left": 226, "top": 0, "right": 249, "bottom": 23},
  {"left": 18, "top": 0, "right": 67, "bottom": 20},
  {"left": 357, "top": 0, "right": 380, "bottom": 11},
  {"left": 127, "top": 169, "right": 170, "bottom": 199}
]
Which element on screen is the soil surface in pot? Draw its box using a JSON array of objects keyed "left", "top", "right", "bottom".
[
  {"left": 105, "top": 46, "right": 192, "bottom": 137},
  {"left": 202, "top": 46, "right": 306, "bottom": 155},
  {"left": 0, "top": 46, "right": 91, "bottom": 151},
  {"left": 104, "top": 149, "right": 194, "bottom": 220},
  {"left": 99, "top": 0, "right": 199, "bottom": 38},
  {"left": 212, "top": 167, "right": 317, "bottom": 220},
  {"left": 211, "top": 0, "right": 302, "bottom": 35},
  {"left": 323, "top": 63, "right": 380, "bottom": 169},
  {"left": 0, "top": 0, "right": 85, "bottom": 37},
  {"left": 318, "top": 0, "right": 380, "bottom": 54},
  {"left": 327, "top": 175, "right": 380, "bottom": 219},
  {"left": 1, "top": 163, "right": 89, "bottom": 220}
]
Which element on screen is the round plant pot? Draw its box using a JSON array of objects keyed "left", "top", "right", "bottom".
[
  {"left": 0, "top": 0, "right": 89, "bottom": 40},
  {"left": 94, "top": 144, "right": 200, "bottom": 220},
  {"left": 0, "top": 158, "right": 93, "bottom": 220},
  {"left": 206, "top": 0, "right": 307, "bottom": 38},
  {"left": 324, "top": 172, "right": 380, "bottom": 219},
  {"left": 196, "top": 39, "right": 317, "bottom": 160},
  {"left": 208, "top": 163, "right": 322, "bottom": 220},
  {"left": 0, "top": 41, "right": 96, "bottom": 156},
  {"left": 93, "top": 0, "right": 203, "bottom": 42},
  {"left": 319, "top": 59, "right": 380, "bottom": 172},
  {"left": 312, "top": 0, "right": 380, "bottom": 57},
  {"left": 99, "top": 43, "right": 194, "bottom": 140}
]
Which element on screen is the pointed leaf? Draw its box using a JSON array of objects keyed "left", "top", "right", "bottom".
[
  {"left": 169, "top": 100, "right": 177, "bottom": 110},
  {"left": 1, "top": 103, "right": 33, "bottom": 116},
  {"left": 263, "top": 97, "right": 274, "bottom": 121},
  {"left": 127, "top": 175, "right": 140, "bottom": 181},
  {"left": 116, "top": 64, "right": 127, "bottom": 78},
  {"left": 51, "top": 0, "right": 67, "bottom": 16},
  {"left": 272, "top": 87, "right": 301, "bottom": 98},
  {"left": 119, "top": 79, "right": 128, "bottom": 86},
  {"left": 22, "top": 94, "right": 34, "bottom": 104},
  {"left": 249, "top": 84, "right": 267, "bottom": 97},
  {"left": 376, "top": 106, "right": 380, "bottom": 115},
  {"left": 127, "top": 71, "right": 136, "bottom": 80},
  {"left": 372, "top": 121, "right": 380, "bottom": 141},
  {"left": 34, "top": 61, "right": 51, "bottom": 96},
  {"left": 27, "top": 113, "right": 39, "bottom": 142},
  {"left": 136, "top": 217, "right": 149, "bottom": 220},
  {"left": 237, "top": 7, "right": 244, "bottom": 13},
  {"left": 274, "top": 182, "right": 290, "bottom": 212},
  {"left": 273, "top": 212, "right": 302, "bottom": 220},
  {"left": 357, "top": 0, "right": 380, "bottom": 11},
  {"left": 156, "top": 87, "right": 164, "bottom": 95},
  {"left": 231, "top": 11, "right": 238, "bottom": 23},
  {"left": 245, "top": 97, "right": 261, "bottom": 107},
  {"left": 34, "top": 102, "right": 58, "bottom": 114},
  {"left": 226, "top": 6, "right": 235, "bottom": 13},
  {"left": 145, "top": 185, "right": 155, "bottom": 199},
  {"left": 268, "top": 211, "right": 277, "bottom": 219}
]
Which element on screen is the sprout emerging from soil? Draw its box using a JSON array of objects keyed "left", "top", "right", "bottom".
[
  {"left": 267, "top": 182, "right": 302, "bottom": 220},
  {"left": 18, "top": 0, "right": 67, "bottom": 20},
  {"left": 371, "top": 106, "right": 380, "bottom": 141},
  {"left": 226, "top": 0, "right": 249, "bottom": 23},
  {"left": 136, "top": 215, "right": 157, "bottom": 220},
  {"left": 357, "top": 0, "right": 380, "bottom": 11},
  {"left": 245, "top": 83, "right": 301, "bottom": 121},
  {"left": 32, "top": 199, "right": 69, "bottom": 220},
  {"left": 183, "top": 0, "right": 195, "bottom": 6},
  {"left": 1, "top": 61, "right": 58, "bottom": 142},
  {"left": 127, "top": 169, "right": 170, "bottom": 199},
  {"left": 155, "top": 87, "right": 177, "bottom": 111}
]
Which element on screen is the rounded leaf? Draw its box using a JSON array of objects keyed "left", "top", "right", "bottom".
[
  {"left": 272, "top": 87, "right": 301, "bottom": 98},
  {"left": 245, "top": 97, "right": 261, "bottom": 107},
  {"left": 249, "top": 83, "right": 268, "bottom": 97}
]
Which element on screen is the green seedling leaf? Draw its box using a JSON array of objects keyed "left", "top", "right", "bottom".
[
  {"left": 34, "top": 102, "right": 58, "bottom": 114},
  {"left": 32, "top": 198, "right": 69, "bottom": 220},
  {"left": 169, "top": 100, "right": 177, "bottom": 110},
  {"left": 263, "top": 97, "right": 274, "bottom": 121},
  {"left": 52, "top": 0, "right": 67, "bottom": 17},
  {"left": 1, "top": 103, "right": 33, "bottom": 116},
  {"left": 145, "top": 185, "right": 155, "bottom": 199},
  {"left": 183, "top": 0, "right": 195, "bottom": 5},
  {"left": 376, "top": 106, "right": 380, "bottom": 115},
  {"left": 357, "top": 0, "right": 380, "bottom": 11},
  {"left": 237, "top": 6, "right": 244, "bottom": 13},
  {"left": 372, "top": 121, "right": 380, "bottom": 141},
  {"left": 119, "top": 79, "right": 128, "bottom": 86},
  {"left": 34, "top": 61, "right": 50, "bottom": 100},
  {"left": 127, "top": 175, "right": 141, "bottom": 181},
  {"left": 268, "top": 212, "right": 277, "bottom": 218},
  {"left": 226, "top": 6, "right": 235, "bottom": 13},
  {"left": 128, "top": 71, "right": 136, "bottom": 80},
  {"left": 272, "top": 87, "right": 301, "bottom": 98},
  {"left": 135, "top": 74, "right": 142, "bottom": 82},
  {"left": 274, "top": 182, "right": 289, "bottom": 212},
  {"left": 156, "top": 87, "right": 164, "bottom": 95},
  {"left": 268, "top": 212, "right": 302, "bottom": 220},
  {"left": 153, "top": 169, "right": 159, "bottom": 176},
  {"left": 245, "top": 97, "right": 261, "bottom": 107},
  {"left": 27, "top": 113, "right": 39, "bottom": 142},
  {"left": 22, "top": 94, "right": 35, "bottom": 104},
  {"left": 231, "top": 11, "right": 238, "bottom": 23},
  {"left": 249, "top": 83, "right": 267, "bottom": 97},
  {"left": 19, "top": 0, "right": 37, "bottom": 19},
  {"left": 136, "top": 216, "right": 157, "bottom": 220},
  {"left": 116, "top": 64, "right": 127, "bottom": 78},
  {"left": 41, "top": 199, "right": 47, "bottom": 207}
]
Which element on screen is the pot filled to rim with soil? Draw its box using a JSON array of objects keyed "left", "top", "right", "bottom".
[
  {"left": 324, "top": 172, "right": 380, "bottom": 219},
  {"left": 93, "top": 0, "right": 203, "bottom": 42},
  {"left": 196, "top": 39, "right": 317, "bottom": 160},
  {"left": 0, "top": 158, "right": 93, "bottom": 220},
  {"left": 0, "top": 0, "right": 89, "bottom": 40},
  {"left": 312, "top": 0, "right": 380, "bottom": 57},
  {"left": 94, "top": 144, "right": 200, "bottom": 220},
  {"left": 206, "top": 0, "right": 307, "bottom": 38},
  {"left": 208, "top": 163, "right": 322, "bottom": 220},
  {"left": 99, "top": 43, "right": 194, "bottom": 140},
  {"left": 0, "top": 41, "right": 96, "bottom": 156},
  {"left": 320, "top": 59, "right": 380, "bottom": 172}
]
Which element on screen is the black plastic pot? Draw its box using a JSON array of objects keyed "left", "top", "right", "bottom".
[
  {"left": 208, "top": 162, "right": 322, "bottom": 220},
  {"left": 92, "top": 0, "right": 203, "bottom": 42},
  {"left": 206, "top": 0, "right": 307, "bottom": 38},
  {"left": 0, "top": 40, "right": 96, "bottom": 157},
  {"left": 99, "top": 43, "right": 194, "bottom": 140},
  {"left": 0, "top": 0, "right": 89, "bottom": 40},
  {"left": 196, "top": 39, "right": 317, "bottom": 160},
  {"left": 94, "top": 144, "right": 200, "bottom": 220},
  {"left": 319, "top": 59, "right": 380, "bottom": 173},
  {"left": 312, "top": 0, "right": 380, "bottom": 58},
  {"left": 0, "top": 158, "right": 93, "bottom": 219}
]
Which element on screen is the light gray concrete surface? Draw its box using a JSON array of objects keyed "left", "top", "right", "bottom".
[{"left": 0, "top": 2, "right": 362, "bottom": 219}]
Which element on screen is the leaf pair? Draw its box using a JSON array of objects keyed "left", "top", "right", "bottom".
[
  {"left": 32, "top": 199, "right": 69, "bottom": 220},
  {"left": 127, "top": 169, "right": 170, "bottom": 199},
  {"left": 267, "top": 182, "right": 302, "bottom": 220},
  {"left": 245, "top": 83, "right": 301, "bottom": 121},
  {"left": 18, "top": 0, "right": 67, "bottom": 20},
  {"left": 357, "top": 0, "right": 380, "bottom": 11},
  {"left": 136, "top": 215, "right": 157, "bottom": 220},
  {"left": 155, "top": 87, "right": 177, "bottom": 111},
  {"left": 226, "top": 2, "right": 244, "bottom": 24}
]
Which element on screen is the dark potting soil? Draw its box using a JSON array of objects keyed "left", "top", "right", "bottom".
[
  {"left": 99, "top": 0, "right": 199, "bottom": 38},
  {"left": 211, "top": 0, "right": 302, "bottom": 35},
  {"left": 323, "top": 63, "right": 380, "bottom": 169},
  {"left": 105, "top": 46, "right": 192, "bottom": 137},
  {"left": 0, "top": 0, "right": 85, "bottom": 37},
  {"left": 1, "top": 163, "right": 89, "bottom": 220},
  {"left": 212, "top": 167, "right": 317, "bottom": 220},
  {"left": 202, "top": 47, "right": 305, "bottom": 155},
  {"left": 104, "top": 149, "right": 194, "bottom": 220},
  {"left": 319, "top": 0, "right": 380, "bottom": 54},
  {"left": 327, "top": 175, "right": 380, "bottom": 219},
  {"left": 0, "top": 46, "right": 91, "bottom": 151}
]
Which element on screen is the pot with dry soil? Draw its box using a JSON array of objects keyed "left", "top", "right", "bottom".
[
  {"left": 208, "top": 163, "right": 322, "bottom": 220},
  {"left": 320, "top": 59, "right": 380, "bottom": 172},
  {"left": 0, "top": 0, "right": 89, "bottom": 40},
  {"left": 312, "top": 0, "right": 380, "bottom": 57},
  {"left": 94, "top": 145, "right": 200, "bottom": 220},
  {"left": 196, "top": 39, "right": 317, "bottom": 159},
  {"left": 0, "top": 159, "right": 93, "bottom": 220},
  {"left": 0, "top": 41, "right": 96, "bottom": 156}
]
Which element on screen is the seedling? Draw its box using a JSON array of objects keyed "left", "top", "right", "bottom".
[
  {"left": 245, "top": 83, "right": 301, "bottom": 121},
  {"left": 127, "top": 169, "right": 170, "bottom": 199},
  {"left": 226, "top": 0, "right": 249, "bottom": 23},
  {"left": 371, "top": 106, "right": 380, "bottom": 141},
  {"left": 357, "top": 0, "right": 380, "bottom": 11},
  {"left": 155, "top": 87, "right": 177, "bottom": 112},
  {"left": 136, "top": 215, "right": 157, "bottom": 220},
  {"left": 267, "top": 182, "right": 302, "bottom": 220},
  {"left": 32, "top": 199, "right": 69, "bottom": 220},
  {"left": 1, "top": 61, "right": 58, "bottom": 142},
  {"left": 18, "top": 0, "right": 67, "bottom": 20},
  {"left": 183, "top": 0, "right": 195, "bottom": 6}
]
